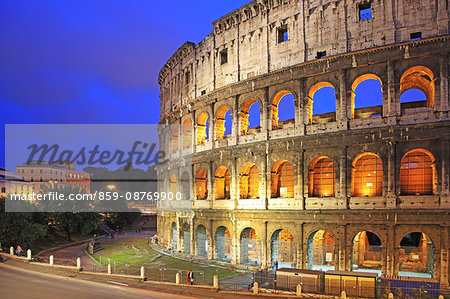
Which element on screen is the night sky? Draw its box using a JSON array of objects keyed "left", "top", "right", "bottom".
[{"left": 1, "top": 1, "right": 424, "bottom": 169}]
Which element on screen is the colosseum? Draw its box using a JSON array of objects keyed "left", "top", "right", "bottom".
[{"left": 156, "top": 0, "right": 450, "bottom": 286}]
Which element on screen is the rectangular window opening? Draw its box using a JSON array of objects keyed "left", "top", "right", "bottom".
[
  {"left": 359, "top": 3, "right": 372, "bottom": 21},
  {"left": 185, "top": 71, "right": 190, "bottom": 85},
  {"left": 201, "top": 90, "right": 206, "bottom": 95},
  {"left": 410, "top": 32, "right": 422, "bottom": 41},
  {"left": 220, "top": 49, "right": 228, "bottom": 65},
  {"left": 277, "top": 26, "right": 288, "bottom": 43},
  {"left": 316, "top": 51, "right": 327, "bottom": 59}
]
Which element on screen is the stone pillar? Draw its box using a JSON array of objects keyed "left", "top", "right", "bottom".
[
  {"left": 208, "top": 219, "right": 214, "bottom": 260},
  {"left": 261, "top": 222, "right": 268, "bottom": 269},
  {"left": 231, "top": 220, "right": 238, "bottom": 265},
  {"left": 297, "top": 150, "right": 305, "bottom": 209},
  {"left": 386, "top": 225, "right": 395, "bottom": 276},
  {"left": 209, "top": 102, "right": 215, "bottom": 146},
  {"left": 441, "top": 226, "right": 449, "bottom": 287},
  {"left": 296, "top": 224, "right": 304, "bottom": 269},
  {"left": 213, "top": 275, "right": 219, "bottom": 288},
  {"left": 337, "top": 70, "right": 349, "bottom": 130},
  {"left": 338, "top": 225, "right": 346, "bottom": 270},
  {"left": 176, "top": 272, "right": 180, "bottom": 284},
  {"left": 386, "top": 141, "right": 397, "bottom": 208},
  {"left": 231, "top": 157, "right": 238, "bottom": 207},
  {"left": 338, "top": 147, "right": 348, "bottom": 209},
  {"left": 190, "top": 218, "right": 195, "bottom": 256},
  {"left": 176, "top": 218, "right": 182, "bottom": 252},
  {"left": 264, "top": 145, "right": 269, "bottom": 209},
  {"left": 441, "top": 139, "right": 450, "bottom": 208},
  {"left": 386, "top": 61, "right": 399, "bottom": 120}
]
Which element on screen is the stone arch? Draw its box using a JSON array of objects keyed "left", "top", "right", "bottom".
[
  {"left": 196, "top": 112, "right": 209, "bottom": 145},
  {"left": 196, "top": 224, "right": 208, "bottom": 258},
  {"left": 216, "top": 105, "right": 232, "bottom": 140},
  {"left": 271, "top": 159, "right": 294, "bottom": 198},
  {"left": 171, "top": 222, "right": 177, "bottom": 251},
  {"left": 400, "top": 66, "right": 435, "bottom": 108},
  {"left": 240, "top": 227, "right": 260, "bottom": 266},
  {"left": 240, "top": 98, "right": 261, "bottom": 135},
  {"left": 239, "top": 162, "right": 259, "bottom": 199},
  {"left": 270, "top": 229, "right": 295, "bottom": 269},
  {"left": 215, "top": 226, "right": 231, "bottom": 262},
  {"left": 400, "top": 148, "right": 436, "bottom": 195},
  {"left": 351, "top": 74, "right": 383, "bottom": 119},
  {"left": 271, "top": 90, "right": 296, "bottom": 130},
  {"left": 307, "top": 230, "right": 336, "bottom": 271},
  {"left": 352, "top": 152, "right": 383, "bottom": 197},
  {"left": 307, "top": 82, "right": 336, "bottom": 124},
  {"left": 351, "top": 231, "right": 383, "bottom": 274},
  {"left": 195, "top": 168, "right": 207, "bottom": 200},
  {"left": 214, "top": 166, "right": 231, "bottom": 199},
  {"left": 399, "top": 232, "right": 435, "bottom": 278},
  {"left": 309, "top": 156, "right": 335, "bottom": 197},
  {"left": 182, "top": 119, "right": 192, "bottom": 149}
]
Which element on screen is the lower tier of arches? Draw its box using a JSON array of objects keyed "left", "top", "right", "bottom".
[{"left": 157, "top": 210, "right": 449, "bottom": 287}]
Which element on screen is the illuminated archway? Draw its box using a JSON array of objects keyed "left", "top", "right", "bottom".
[
  {"left": 240, "top": 227, "right": 260, "bottom": 266},
  {"left": 309, "top": 156, "right": 335, "bottom": 197},
  {"left": 196, "top": 112, "right": 209, "bottom": 145},
  {"left": 240, "top": 98, "right": 261, "bottom": 135},
  {"left": 351, "top": 74, "right": 383, "bottom": 119},
  {"left": 307, "top": 230, "right": 336, "bottom": 271},
  {"left": 399, "top": 232, "right": 434, "bottom": 278},
  {"left": 272, "top": 90, "right": 295, "bottom": 130},
  {"left": 214, "top": 166, "right": 230, "bottom": 199},
  {"left": 182, "top": 120, "right": 192, "bottom": 149},
  {"left": 352, "top": 153, "right": 383, "bottom": 197},
  {"left": 400, "top": 149, "right": 435, "bottom": 195},
  {"left": 400, "top": 66, "right": 435, "bottom": 108},
  {"left": 351, "top": 231, "right": 382, "bottom": 275},
  {"left": 196, "top": 225, "right": 208, "bottom": 258},
  {"left": 239, "top": 163, "right": 259, "bottom": 199},
  {"left": 271, "top": 160, "right": 294, "bottom": 198},
  {"left": 308, "top": 82, "right": 336, "bottom": 124},
  {"left": 195, "top": 168, "right": 207, "bottom": 200},
  {"left": 216, "top": 106, "right": 232, "bottom": 140},
  {"left": 270, "top": 229, "right": 295, "bottom": 268},
  {"left": 215, "top": 226, "right": 231, "bottom": 262}
]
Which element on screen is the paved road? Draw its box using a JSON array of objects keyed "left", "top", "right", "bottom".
[{"left": 0, "top": 265, "right": 195, "bottom": 299}]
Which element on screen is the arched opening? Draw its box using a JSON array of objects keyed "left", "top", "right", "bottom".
[
  {"left": 170, "top": 174, "right": 177, "bottom": 195},
  {"left": 195, "top": 168, "right": 207, "bottom": 200},
  {"left": 400, "top": 149, "right": 435, "bottom": 195},
  {"left": 352, "top": 153, "right": 383, "bottom": 197},
  {"left": 240, "top": 227, "right": 260, "bottom": 266},
  {"left": 272, "top": 91, "right": 295, "bottom": 130},
  {"left": 197, "top": 112, "right": 209, "bottom": 145},
  {"left": 270, "top": 229, "right": 295, "bottom": 269},
  {"left": 400, "top": 66, "right": 435, "bottom": 111},
  {"left": 309, "top": 156, "right": 335, "bottom": 197},
  {"left": 399, "top": 232, "right": 434, "bottom": 278},
  {"left": 239, "top": 163, "right": 259, "bottom": 199},
  {"left": 216, "top": 106, "right": 232, "bottom": 140},
  {"left": 171, "top": 222, "right": 177, "bottom": 251},
  {"left": 271, "top": 160, "right": 294, "bottom": 198},
  {"left": 182, "top": 120, "right": 192, "bottom": 149},
  {"left": 196, "top": 225, "right": 208, "bottom": 258},
  {"left": 240, "top": 98, "right": 261, "bottom": 135},
  {"left": 181, "top": 172, "right": 190, "bottom": 201},
  {"left": 308, "top": 82, "right": 336, "bottom": 124},
  {"left": 351, "top": 231, "right": 382, "bottom": 275},
  {"left": 214, "top": 166, "right": 230, "bottom": 199},
  {"left": 352, "top": 74, "right": 383, "bottom": 119},
  {"left": 307, "top": 230, "right": 336, "bottom": 271},
  {"left": 215, "top": 226, "right": 231, "bottom": 262},
  {"left": 171, "top": 126, "right": 179, "bottom": 154}
]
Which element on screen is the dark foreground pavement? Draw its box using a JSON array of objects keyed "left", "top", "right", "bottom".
[{"left": 0, "top": 257, "right": 298, "bottom": 299}]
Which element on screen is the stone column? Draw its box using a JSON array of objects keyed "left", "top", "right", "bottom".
[
  {"left": 442, "top": 138, "right": 450, "bottom": 208},
  {"left": 190, "top": 218, "right": 195, "bottom": 256},
  {"left": 176, "top": 217, "right": 182, "bottom": 252},
  {"left": 208, "top": 219, "right": 214, "bottom": 260},
  {"left": 296, "top": 79, "right": 306, "bottom": 135},
  {"left": 231, "top": 157, "right": 238, "bottom": 208},
  {"left": 386, "top": 142, "right": 397, "bottom": 208},
  {"left": 208, "top": 161, "right": 214, "bottom": 208},
  {"left": 440, "top": 226, "right": 449, "bottom": 287},
  {"left": 261, "top": 222, "right": 268, "bottom": 269},
  {"left": 338, "top": 147, "right": 348, "bottom": 209},
  {"left": 337, "top": 70, "right": 349, "bottom": 130},
  {"left": 385, "top": 61, "right": 399, "bottom": 121},
  {"left": 231, "top": 219, "right": 238, "bottom": 265},
  {"left": 298, "top": 150, "right": 305, "bottom": 209},
  {"left": 296, "top": 224, "right": 304, "bottom": 269}
]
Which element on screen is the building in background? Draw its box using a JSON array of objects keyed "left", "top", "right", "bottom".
[
  {"left": 16, "top": 161, "right": 90, "bottom": 193},
  {"left": 0, "top": 167, "right": 33, "bottom": 198}
]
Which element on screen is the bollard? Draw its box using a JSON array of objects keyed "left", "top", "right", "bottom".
[
  {"left": 107, "top": 263, "right": 111, "bottom": 275},
  {"left": 253, "top": 282, "right": 259, "bottom": 294},
  {"left": 10, "top": 247, "right": 14, "bottom": 256},
  {"left": 439, "top": 296, "right": 444, "bottom": 299},
  {"left": 140, "top": 266, "right": 145, "bottom": 279},
  {"left": 27, "top": 249, "right": 31, "bottom": 261},
  {"left": 296, "top": 284, "right": 302, "bottom": 297},
  {"left": 76, "top": 257, "right": 81, "bottom": 270},
  {"left": 49, "top": 255, "right": 54, "bottom": 266},
  {"left": 341, "top": 291, "right": 346, "bottom": 299},
  {"left": 213, "top": 275, "right": 219, "bottom": 288},
  {"left": 176, "top": 273, "right": 180, "bottom": 285},
  {"left": 388, "top": 293, "right": 394, "bottom": 299}
]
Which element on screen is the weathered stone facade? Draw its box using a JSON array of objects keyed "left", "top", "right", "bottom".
[{"left": 157, "top": 0, "right": 450, "bottom": 286}]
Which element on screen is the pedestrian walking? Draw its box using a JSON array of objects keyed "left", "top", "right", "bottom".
[
  {"left": 16, "top": 246, "right": 23, "bottom": 256},
  {"left": 189, "top": 270, "right": 194, "bottom": 285},
  {"left": 186, "top": 271, "right": 190, "bottom": 284}
]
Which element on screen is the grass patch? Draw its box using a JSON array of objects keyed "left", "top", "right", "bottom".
[{"left": 92, "top": 239, "right": 160, "bottom": 266}]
